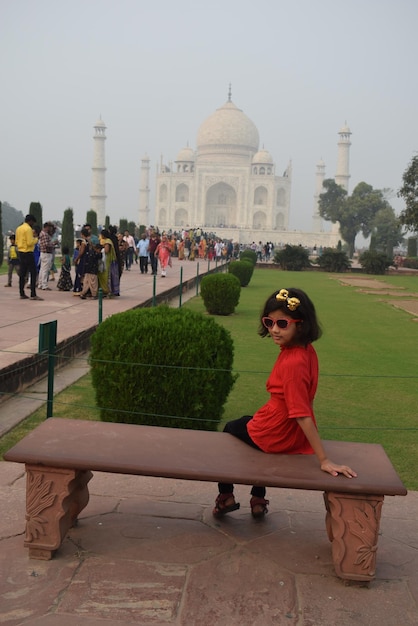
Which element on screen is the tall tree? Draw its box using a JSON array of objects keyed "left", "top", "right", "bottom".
[
  {"left": 398, "top": 154, "right": 418, "bottom": 232},
  {"left": 369, "top": 205, "right": 403, "bottom": 256},
  {"left": 86, "top": 210, "right": 97, "bottom": 234},
  {"left": 62, "top": 207, "right": 75, "bottom": 256},
  {"left": 1, "top": 201, "right": 24, "bottom": 233},
  {"left": 119, "top": 218, "right": 128, "bottom": 233},
  {"left": 319, "top": 180, "right": 388, "bottom": 257},
  {"left": 29, "top": 202, "right": 43, "bottom": 227}
]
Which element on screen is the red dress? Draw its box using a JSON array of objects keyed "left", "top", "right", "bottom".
[{"left": 247, "top": 343, "right": 318, "bottom": 454}]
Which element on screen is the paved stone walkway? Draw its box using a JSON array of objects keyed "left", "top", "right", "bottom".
[{"left": 0, "top": 263, "right": 417, "bottom": 625}]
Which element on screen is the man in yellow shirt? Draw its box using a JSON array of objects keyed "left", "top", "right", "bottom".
[{"left": 15, "top": 214, "right": 43, "bottom": 301}]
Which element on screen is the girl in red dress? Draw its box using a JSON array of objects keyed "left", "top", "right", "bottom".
[{"left": 213, "top": 288, "right": 357, "bottom": 519}]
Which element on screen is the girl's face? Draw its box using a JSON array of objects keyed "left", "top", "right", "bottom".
[{"left": 264, "top": 309, "right": 302, "bottom": 348}]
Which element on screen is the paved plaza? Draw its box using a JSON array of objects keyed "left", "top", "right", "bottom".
[{"left": 0, "top": 261, "right": 417, "bottom": 625}]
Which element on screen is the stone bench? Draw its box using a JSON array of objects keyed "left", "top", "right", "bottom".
[{"left": 4, "top": 417, "right": 407, "bottom": 582}]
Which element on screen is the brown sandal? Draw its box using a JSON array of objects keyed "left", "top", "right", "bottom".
[
  {"left": 212, "top": 493, "right": 240, "bottom": 517},
  {"left": 250, "top": 496, "right": 269, "bottom": 519}
]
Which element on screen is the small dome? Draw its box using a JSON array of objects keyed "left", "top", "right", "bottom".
[
  {"left": 94, "top": 118, "right": 106, "bottom": 128},
  {"left": 197, "top": 100, "right": 259, "bottom": 155},
  {"left": 176, "top": 146, "right": 195, "bottom": 162},
  {"left": 252, "top": 148, "right": 273, "bottom": 164},
  {"left": 339, "top": 122, "right": 351, "bottom": 134}
]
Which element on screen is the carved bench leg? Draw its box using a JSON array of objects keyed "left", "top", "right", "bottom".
[
  {"left": 323, "top": 491, "right": 384, "bottom": 582},
  {"left": 24, "top": 464, "right": 93, "bottom": 560}
]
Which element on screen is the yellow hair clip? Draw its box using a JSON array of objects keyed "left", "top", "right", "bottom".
[
  {"left": 287, "top": 297, "right": 300, "bottom": 311},
  {"left": 276, "top": 289, "right": 289, "bottom": 301},
  {"left": 276, "top": 289, "right": 300, "bottom": 311}
]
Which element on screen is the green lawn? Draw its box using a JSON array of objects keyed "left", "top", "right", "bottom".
[{"left": 1, "top": 269, "right": 417, "bottom": 489}]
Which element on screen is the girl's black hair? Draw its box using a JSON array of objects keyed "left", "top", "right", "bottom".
[
  {"left": 62, "top": 246, "right": 69, "bottom": 254},
  {"left": 258, "top": 287, "right": 322, "bottom": 344}
]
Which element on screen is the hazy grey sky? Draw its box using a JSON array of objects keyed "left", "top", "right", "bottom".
[{"left": 1, "top": 0, "right": 417, "bottom": 231}]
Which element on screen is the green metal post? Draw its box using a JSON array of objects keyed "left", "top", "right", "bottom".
[
  {"left": 196, "top": 262, "right": 199, "bottom": 295},
  {"left": 179, "top": 266, "right": 183, "bottom": 308},
  {"left": 39, "top": 320, "right": 57, "bottom": 418},
  {"left": 98, "top": 288, "right": 103, "bottom": 324},
  {"left": 153, "top": 274, "right": 156, "bottom": 307}
]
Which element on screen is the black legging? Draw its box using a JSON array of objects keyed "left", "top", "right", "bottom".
[{"left": 218, "top": 416, "right": 266, "bottom": 498}]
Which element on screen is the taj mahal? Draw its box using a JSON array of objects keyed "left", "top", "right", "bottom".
[{"left": 91, "top": 89, "right": 352, "bottom": 247}]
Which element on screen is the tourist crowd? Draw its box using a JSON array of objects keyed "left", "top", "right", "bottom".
[{"left": 6, "top": 217, "right": 276, "bottom": 301}]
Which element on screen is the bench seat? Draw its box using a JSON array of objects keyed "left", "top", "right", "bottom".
[{"left": 4, "top": 417, "right": 407, "bottom": 581}]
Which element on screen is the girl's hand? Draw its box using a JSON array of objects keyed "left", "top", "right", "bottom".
[{"left": 320, "top": 459, "right": 357, "bottom": 479}]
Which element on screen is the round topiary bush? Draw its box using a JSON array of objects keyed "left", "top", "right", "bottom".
[
  {"left": 90, "top": 306, "right": 237, "bottom": 430},
  {"left": 239, "top": 248, "right": 257, "bottom": 265},
  {"left": 228, "top": 260, "right": 254, "bottom": 286},
  {"left": 200, "top": 272, "right": 241, "bottom": 315}
]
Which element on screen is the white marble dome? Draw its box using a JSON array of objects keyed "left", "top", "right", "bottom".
[
  {"left": 196, "top": 100, "right": 259, "bottom": 155},
  {"left": 176, "top": 146, "right": 195, "bottom": 162},
  {"left": 252, "top": 148, "right": 273, "bottom": 164}
]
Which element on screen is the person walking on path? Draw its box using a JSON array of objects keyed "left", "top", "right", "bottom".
[
  {"left": 77, "top": 235, "right": 102, "bottom": 299},
  {"left": 15, "top": 214, "right": 43, "bottom": 301},
  {"left": 148, "top": 231, "right": 160, "bottom": 275},
  {"left": 73, "top": 230, "right": 91, "bottom": 294},
  {"left": 56, "top": 246, "right": 73, "bottom": 291},
  {"left": 72, "top": 239, "right": 83, "bottom": 292},
  {"left": 4, "top": 234, "right": 20, "bottom": 287},
  {"left": 213, "top": 287, "right": 357, "bottom": 519},
  {"left": 136, "top": 233, "right": 149, "bottom": 274},
  {"left": 155, "top": 234, "right": 171, "bottom": 277},
  {"left": 123, "top": 230, "right": 135, "bottom": 271},
  {"left": 38, "top": 222, "right": 55, "bottom": 291},
  {"left": 100, "top": 229, "right": 120, "bottom": 297}
]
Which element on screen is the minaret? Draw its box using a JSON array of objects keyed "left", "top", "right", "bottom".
[
  {"left": 335, "top": 122, "right": 352, "bottom": 192},
  {"left": 332, "top": 123, "right": 352, "bottom": 235},
  {"left": 90, "top": 118, "right": 107, "bottom": 227},
  {"left": 139, "top": 154, "right": 150, "bottom": 227},
  {"left": 312, "top": 158, "right": 326, "bottom": 232}
]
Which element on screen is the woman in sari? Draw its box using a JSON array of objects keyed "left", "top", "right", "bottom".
[
  {"left": 99, "top": 229, "right": 120, "bottom": 296},
  {"left": 73, "top": 228, "right": 89, "bottom": 294},
  {"left": 178, "top": 238, "right": 185, "bottom": 260},
  {"left": 155, "top": 234, "right": 171, "bottom": 277}
]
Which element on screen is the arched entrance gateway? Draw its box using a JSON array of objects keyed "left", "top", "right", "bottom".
[
  {"left": 205, "top": 182, "right": 237, "bottom": 227},
  {"left": 175, "top": 208, "right": 188, "bottom": 226}
]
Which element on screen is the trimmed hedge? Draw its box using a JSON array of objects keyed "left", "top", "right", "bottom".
[
  {"left": 239, "top": 249, "right": 257, "bottom": 265},
  {"left": 90, "top": 306, "right": 237, "bottom": 430},
  {"left": 228, "top": 260, "right": 254, "bottom": 286},
  {"left": 200, "top": 272, "right": 241, "bottom": 315},
  {"left": 402, "top": 257, "right": 418, "bottom": 269}
]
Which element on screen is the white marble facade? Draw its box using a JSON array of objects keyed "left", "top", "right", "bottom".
[
  {"left": 143, "top": 94, "right": 347, "bottom": 247},
  {"left": 154, "top": 96, "right": 292, "bottom": 236}
]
